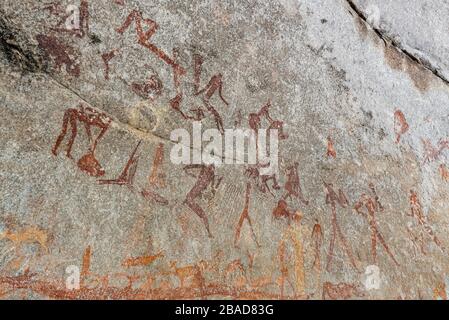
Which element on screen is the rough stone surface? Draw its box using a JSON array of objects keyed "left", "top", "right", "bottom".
[{"left": 0, "top": 0, "right": 448, "bottom": 300}]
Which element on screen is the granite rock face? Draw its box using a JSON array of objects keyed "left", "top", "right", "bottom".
[{"left": 0, "top": 0, "right": 448, "bottom": 300}]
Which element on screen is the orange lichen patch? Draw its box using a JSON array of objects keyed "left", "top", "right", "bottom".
[
  {"left": 122, "top": 252, "right": 164, "bottom": 268},
  {"left": 394, "top": 110, "right": 409, "bottom": 143},
  {"left": 0, "top": 226, "right": 49, "bottom": 253},
  {"left": 433, "top": 282, "right": 447, "bottom": 300},
  {"left": 439, "top": 164, "right": 449, "bottom": 182},
  {"left": 326, "top": 136, "right": 336, "bottom": 158}
]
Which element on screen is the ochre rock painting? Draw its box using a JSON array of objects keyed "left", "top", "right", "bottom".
[{"left": 1, "top": 0, "right": 449, "bottom": 300}]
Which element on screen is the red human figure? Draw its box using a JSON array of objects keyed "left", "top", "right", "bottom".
[
  {"left": 52, "top": 104, "right": 111, "bottom": 177},
  {"left": 406, "top": 226, "right": 427, "bottom": 256},
  {"left": 170, "top": 54, "right": 229, "bottom": 134},
  {"left": 311, "top": 220, "right": 323, "bottom": 271},
  {"left": 272, "top": 199, "right": 300, "bottom": 222},
  {"left": 394, "top": 110, "right": 409, "bottom": 143},
  {"left": 194, "top": 55, "right": 228, "bottom": 105},
  {"left": 249, "top": 101, "right": 288, "bottom": 140},
  {"left": 283, "top": 162, "right": 309, "bottom": 205},
  {"left": 194, "top": 55, "right": 229, "bottom": 134},
  {"left": 98, "top": 141, "right": 142, "bottom": 190},
  {"left": 116, "top": 10, "right": 185, "bottom": 76},
  {"left": 326, "top": 136, "right": 336, "bottom": 158},
  {"left": 421, "top": 138, "right": 449, "bottom": 164},
  {"left": 408, "top": 190, "right": 444, "bottom": 250},
  {"left": 183, "top": 164, "right": 222, "bottom": 238},
  {"left": 323, "top": 182, "right": 359, "bottom": 272},
  {"left": 354, "top": 183, "right": 399, "bottom": 266},
  {"left": 234, "top": 183, "right": 260, "bottom": 248},
  {"left": 141, "top": 143, "right": 168, "bottom": 206},
  {"left": 101, "top": 49, "right": 119, "bottom": 80}
]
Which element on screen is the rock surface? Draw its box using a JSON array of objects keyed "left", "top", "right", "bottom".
[{"left": 0, "top": 0, "right": 448, "bottom": 299}]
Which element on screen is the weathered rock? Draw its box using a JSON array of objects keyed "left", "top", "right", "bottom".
[{"left": 0, "top": 0, "right": 448, "bottom": 300}]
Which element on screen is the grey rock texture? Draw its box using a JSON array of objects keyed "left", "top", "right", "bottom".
[{"left": 0, "top": 0, "right": 448, "bottom": 299}]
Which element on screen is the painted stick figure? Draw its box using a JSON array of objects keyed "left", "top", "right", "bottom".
[
  {"left": 354, "top": 183, "right": 399, "bottom": 266},
  {"left": 323, "top": 182, "right": 359, "bottom": 272},
  {"left": 394, "top": 110, "right": 409, "bottom": 143},
  {"left": 194, "top": 55, "right": 229, "bottom": 106},
  {"left": 193, "top": 55, "right": 229, "bottom": 134},
  {"left": 283, "top": 162, "right": 308, "bottom": 205},
  {"left": 170, "top": 54, "right": 228, "bottom": 134},
  {"left": 249, "top": 100, "right": 288, "bottom": 140},
  {"left": 408, "top": 190, "right": 444, "bottom": 251},
  {"left": 421, "top": 138, "right": 449, "bottom": 164},
  {"left": 116, "top": 10, "right": 185, "bottom": 76},
  {"left": 98, "top": 141, "right": 142, "bottom": 190},
  {"left": 101, "top": 49, "right": 119, "bottom": 80},
  {"left": 234, "top": 183, "right": 260, "bottom": 248},
  {"left": 311, "top": 220, "right": 323, "bottom": 271},
  {"left": 183, "top": 164, "right": 222, "bottom": 238},
  {"left": 141, "top": 143, "right": 168, "bottom": 206}
]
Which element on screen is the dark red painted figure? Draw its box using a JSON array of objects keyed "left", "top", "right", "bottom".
[
  {"left": 52, "top": 104, "right": 111, "bottom": 177},
  {"left": 131, "top": 75, "right": 163, "bottom": 101},
  {"left": 354, "top": 183, "right": 399, "bottom": 266},
  {"left": 101, "top": 49, "right": 119, "bottom": 80},
  {"left": 249, "top": 100, "right": 288, "bottom": 140},
  {"left": 183, "top": 164, "right": 222, "bottom": 238},
  {"left": 245, "top": 164, "right": 281, "bottom": 197},
  {"left": 323, "top": 182, "right": 359, "bottom": 272},
  {"left": 98, "top": 141, "right": 142, "bottom": 190},
  {"left": 116, "top": 10, "right": 185, "bottom": 76},
  {"left": 170, "top": 54, "right": 229, "bottom": 134},
  {"left": 283, "top": 162, "right": 308, "bottom": 205},
  {"left": 311, "top": 220, "right": 323, "bottom": 271}
]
